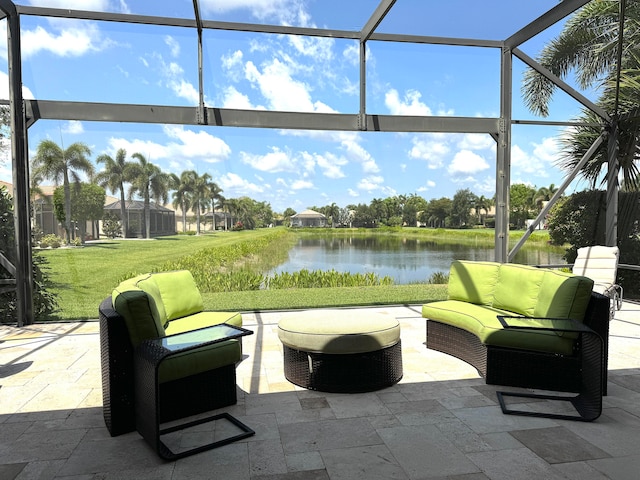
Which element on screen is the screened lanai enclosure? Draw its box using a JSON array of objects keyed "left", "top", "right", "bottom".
[{"left": 1, "top": 0, "right": 633, "bottom": 325}]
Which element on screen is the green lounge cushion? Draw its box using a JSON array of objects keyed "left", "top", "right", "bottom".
[
  {"left": 492, "top": 264, "right": 545, "bottom": 316},
  {"left": 448, "top": 260, "right": 500, "bottom": 306},
  {"left": 158, "top": 339, "right": 241, "bottom": 384},
  {"left": 423, "top": 300, "right": 575, "bottom": 355},
  {"left": 278, "top": 310, "right": 400, "bottom": 355},
  {"left": 138, "top": 270, "right": 203, "bottom": 322},
  {"left": 112, "top": 275, "right": 165, "bottom": 347},
  {"left": 535, "top": 269, "right": 593, "bottom": 320}
]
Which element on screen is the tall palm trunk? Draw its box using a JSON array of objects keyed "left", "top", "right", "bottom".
[
  {"left": 63, "top": 169, "right": 72, "bottom": 241},
  {"left": 119, "top": 185, "right": 127, "bottom": 237}
]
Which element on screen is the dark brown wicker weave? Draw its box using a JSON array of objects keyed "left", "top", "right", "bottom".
[
  {"left": 426, "top": 292, "right": 610, "bottom": 395},
  {"left": 283, "top": 341, "right": 403, "bottom": 393},
  {"left": 99, "top": 297, "right": 238, "bottom": 437}
]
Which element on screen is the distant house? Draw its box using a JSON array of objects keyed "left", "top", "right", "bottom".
[
  {"left": 104, "top": 200, "right": 176, "bottom": 237},
  {"left": 290, "top": 209, "right": 327, "bottom": 227}
]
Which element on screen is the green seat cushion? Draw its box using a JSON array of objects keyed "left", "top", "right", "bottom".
[
  {"left": 165, "top": 311, "right": 242, "bottom": 336},
  {"left": 112, "top": 275, "right": 165, "bottom": 347},
  {"left": 423, "top": 300, "right": 575, "bottom": 355},
  {"left": 493, "top": 264, "right": 545, "bottom": 316},
  {"left": 158, "top": 339, "right": 241, "bottom": 384},
  {"left": 278, "top": 310, "right": 400, "bottom": 354},
  {"left": 448, "top": 260, "right": 500, "bottom": 305},
  {"left": 139, "top": 270, "right": 204, "bottom": 322}
]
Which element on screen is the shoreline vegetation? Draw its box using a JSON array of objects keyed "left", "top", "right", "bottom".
[{"left": 37, "top": 226, "right": 559, "bottom": 321}]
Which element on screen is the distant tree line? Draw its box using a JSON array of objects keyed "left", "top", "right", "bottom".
[{"left": 300, "top": 184, "right": 558, "bottom": 230}]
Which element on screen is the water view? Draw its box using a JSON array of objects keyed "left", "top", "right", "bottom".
[{"left": 268, "top": 236, "right": 566, "bottom": 284}]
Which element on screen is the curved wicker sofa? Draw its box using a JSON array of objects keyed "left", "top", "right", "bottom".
[
  {"left": 422, "top": 261, "right": 610, "bottom": 394},
  {"left": 99, "top": 270, "right": 243, "bottom": 436}
]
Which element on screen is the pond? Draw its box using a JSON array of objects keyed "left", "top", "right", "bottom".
[{"left": 267, "top": 236, "right": 566, "bottom": 284}]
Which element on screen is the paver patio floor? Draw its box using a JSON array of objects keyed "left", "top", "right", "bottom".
[{"left": 1, "top": 302, "right": 640, "bottom": 479}]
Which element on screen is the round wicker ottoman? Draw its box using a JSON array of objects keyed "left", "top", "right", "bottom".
[{"left": 277, "top": 310, "right": 403, "bottom": 393}]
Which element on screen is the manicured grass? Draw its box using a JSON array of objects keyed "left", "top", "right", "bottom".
[
  {"left": 36, "top": 226, "right": 553, "bottom": 321},
  {"left": 36, "top": 229, "right": 282, "bottom": 320},
  {"left": 202, "top": 284, "right": 448, "bottom": 312}
]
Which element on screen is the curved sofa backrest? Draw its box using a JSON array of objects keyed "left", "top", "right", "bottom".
[{"left": 448, "top": 260, "right": 594, "bottom": 321}]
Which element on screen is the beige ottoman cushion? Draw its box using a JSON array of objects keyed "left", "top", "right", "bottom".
[{"left": 277, "top": 309, "right": 400, "bottom": 354}]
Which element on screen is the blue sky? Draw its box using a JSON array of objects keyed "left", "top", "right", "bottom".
[{"left": 0, "top": 0, "right": 601, "bottom": 213}]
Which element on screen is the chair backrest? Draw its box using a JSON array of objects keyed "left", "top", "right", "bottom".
[{"left": 573, "top": 246, "right": 619, "bottom": 292}]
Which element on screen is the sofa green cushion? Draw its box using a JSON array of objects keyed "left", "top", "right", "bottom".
[
  {"left": 448, "top": 260, "right": 500, "bottom": 306},
  {"left": 112, "top": 287, "right": 164, "bottom": 347},
  {"left": 535, "top": 270, "right": 593, "bottom": 320},
  {"left": 140, "top": 270, "right": 203, "bottom": 321},
  {"left": 492, "top": 264, "right": 545, "bottom": 316},
  {"left": 134, "top": 274, "right": 167, "bottom": 327},
  {"left": 423, "top": 300, "right": 575, "bottom": 355},
  {"left": 158, "top": 339, "right": 241, "bottom": 384},
  {"left": 165, "top": 311, "right": 242, "bottom": 335}
]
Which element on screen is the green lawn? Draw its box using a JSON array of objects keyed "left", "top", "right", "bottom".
[{"left": 36, "top": 227, "right": 551, "bottom": 321}]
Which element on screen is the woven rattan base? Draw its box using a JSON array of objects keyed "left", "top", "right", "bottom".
[{"left": 283, "top": 341, "right": 403, "bottom": 393}]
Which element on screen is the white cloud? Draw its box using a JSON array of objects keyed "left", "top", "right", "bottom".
[
  {"left": 62, "top": 120, "right": 84, "bottom": 134},
  {"left": 341, "top": 137, "right": 379, "bottom": 173},
  {"left": 457, "top": 133, "right": 494, "bottom": 151},
  {"left": 162, "top": 125, "right": 231, "bottom": 162},
  {"left": 358, "top": 175, "right": 384, "bottom": 192},
  {"left": 447, "top": 150, "right": 490, "bottom": 176},
  {"left": 240, "top": 147, "right": 296, "bottom": 172},
  {"left": 288, "top": 35, "right": 334, "bottom": 62},
  {"left": 532, "top": 136, "right": 560, "bottom": 164},
  {"left": 106, "top": 125, "right": 231, "bottom": 168},
  {"left": 408, "top": 135, "right": 449, "bottom": 169},
  {"left": 291, "top": 179, "right": 314, "bottom": 190},
  {"left": 417, "top": 180, "right": 437, "bottom": 192},
  {"left": 244, "top": 58, "right": 336, "bottom": 113},
  {"left": 20, "top": 22, "right": 114, "bottom": 59},
  {"left": 385, "top": 89, "right": 432, "bottom": 116},
  {"left": 221, "top": 50, "right": 244, "bottom": 81},
  {"left": 218, "top": 172, "right": 264, "bottom": 195},
  {"left": 147, "top": 53, "right": 203, "bottom": 105},
  {"left": 27, "top": 0, "right": 110, "bottom": 9},
  {"left": 348, "top": 188, "right": 359, "bottom": 197},
  {"left": 312, "top": 152, "right": 347, "bottom": 179},
  {"left": 164, "top": 35, "right": 180, "bottom": 58},
  {"left": 220, "top": 86, "right": 256, "bottom": 109},
  {"left": 199, "top": 0, "right": 304, "bottom": 24},
  {"left": 0, "top": 71, "right": 35, "bottom": 100}
]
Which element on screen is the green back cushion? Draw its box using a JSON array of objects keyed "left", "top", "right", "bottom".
[
  {"left": 534, "top": 270, "right": 594, "bottom": 320},
  {"left": 448, "top": 260, "right": 499, "bottom": 305},
  {"left": 493, "top": 264, "right": 545, "bottom": 316},
  {"left": 139, "top": 270, "right": 204, "bottom": 322},
  {"left": 112, "top": 275, "right": 165, "bottom": 347}
]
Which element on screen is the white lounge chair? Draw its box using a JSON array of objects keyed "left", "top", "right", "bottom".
[{"left": 573, "top": 246, "right": 623, "bottom": 311}]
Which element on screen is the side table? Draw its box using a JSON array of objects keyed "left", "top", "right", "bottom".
[
  {"left": 495, "top": 316, "right": 604, "bottom": 422},
  {"left": 135, "top": 324, "right": 255, "bottom": 460}
]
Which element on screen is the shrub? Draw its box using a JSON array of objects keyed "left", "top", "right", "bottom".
[
  {"left": 102, "top": 213, "right": 122, "bottom": 239},
  {"left": 40, "top": 234, "right": 62, "bottom": 248},
  {"left": 427, "top": 271, "right": 449, "bottom": 284}
]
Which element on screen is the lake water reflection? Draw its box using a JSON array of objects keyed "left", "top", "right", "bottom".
[{"left": 268, "top": 236, "right": 567, "bottom": 284}]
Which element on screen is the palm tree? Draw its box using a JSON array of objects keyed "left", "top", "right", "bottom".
[
  {"left": 208, "top": 181, "right": 224, "bottom": 231},
  {"left": 170, "top": 171, "right": 195, "bottom": 233},
  {"left": 522, "top": 0, "right": 640, "bottom": 189},
  {"left": 189, "top": 172, "right": 211, "bottom": 235},
  {"left": 533, "top": 184, "right": 558, "bottom": 211},
  {"left": 127, "top": 153, "right": 169, "bottom": 239},
  {"left": 326, "top": 202, "right": 339, "bottom": 227},
  {"left": 95, "top": 148, "right": 131, "bottom": 237},
  {"left": 32, "top": 140, "right": 93, "bottom": 241}
]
